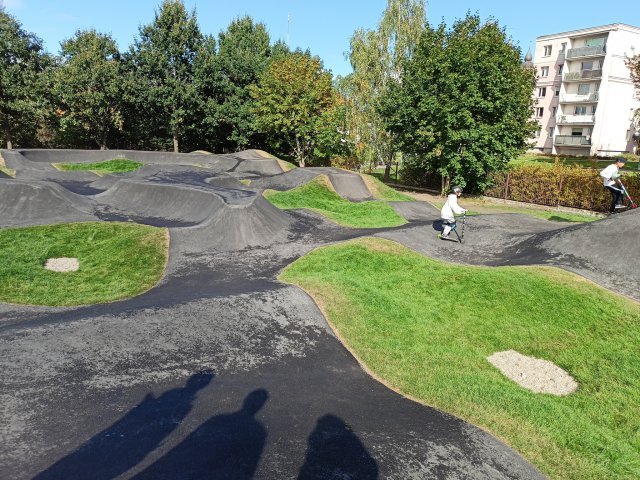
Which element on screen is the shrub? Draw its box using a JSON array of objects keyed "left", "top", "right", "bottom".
[{"left": 485, "top": 163, "right": 639, "bottom": 212}]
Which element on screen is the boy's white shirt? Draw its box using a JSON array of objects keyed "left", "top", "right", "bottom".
[
  {"left": 441, "top": 193, "right": 465, "bottom": 221},
  {"left": 600, "top": 164, "right": 619, "bottom": 187}
]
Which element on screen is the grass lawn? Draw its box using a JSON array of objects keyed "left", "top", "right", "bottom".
[
  {"left": 0, "top": 222, "right": 168, "bottom": 306},
  {"left": 0, "top": 166, "right": 16, "bottom": 177},
  {"left": 264, "top": 176, "right": 407, "bottom": 228},
  {"left": 423, "top": 195, "right": 599, "bottom": 223},
  {"left": 280, "top": 237, "right": 640, "bottom": 480},
  {"left": 359, "top": 173, "right": 414, "bottom": 202},
  {"left": 53, "top": 158, "right": 143, "bottom": 174}
]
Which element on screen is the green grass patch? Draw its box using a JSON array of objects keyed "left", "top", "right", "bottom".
[
  {"left": 0, "top": 166, "right": 16, "bottom": 177},
  {"left": 53, "top": 158, "right": 143, "bottom": 174},
  {"left": 0, "top": 222, "right": 168, "bottom": 306},
  {"left": 280, "top": 237, "right": 640, "bottom": 480},
  {"left": 264, "top": 176, "right": 407, "bottom": 228},
  {"left": 359, "top": 173, "right": 414, "bottom": 202},
  {"left": 277, "top": 159, "right": 299, "bottom": 171}
]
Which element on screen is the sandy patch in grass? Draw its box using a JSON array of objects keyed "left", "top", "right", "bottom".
[
  {"left": 488, "top": 350, "right": 578, "bottom": 396},
  {"left": 44, "top": 258, "right": 79, "bottom": 272}
]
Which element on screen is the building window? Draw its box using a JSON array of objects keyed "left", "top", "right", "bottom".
[
  {"left": 540, "top": 66, "right": 549, "bottom": 77},
  {"left": 555, "top": 86, "right": 561, "bottom": 96},
  {"left": 558, "top": 64, "right": 563, "bottom": 75},
  {"left": 581, "top": 61, "right": 594, "bottom": 71},
  {"left": 548, "top": 127, "right": 554, "bottom": 137},
  {"left": 590, "top": 105, "right": 597, "bottom": 114},
  {"left": 538, "top": 87, "right": 547, "bottom": 97},
  {"left": 552, "top": 106, "right": 557, "bottom": 116},
  {"left": 585, "top": 37, "right": 606, "bottom": 47},
  {"left": 575, "top": 106, "right": 587, "bottom": 115},
  {"left": 535, "top": 107, "right": 544, "bottom": 117},
  {"left": 572, "top": 128, "right": 583, "bottom": 136},
  {"left": 534, "top": 129, "right": 541, "bottom": 138},
  {"left": 560, "top": 42, "right": 567, "bottom": 53},
  {"left": 578, "top": 84, "right": 590, "bottom": 95},
  {"left": 544, "top": 45, "right": 552, "bottom": 56}
]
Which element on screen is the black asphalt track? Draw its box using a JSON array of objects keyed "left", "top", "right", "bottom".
[{"left": 3, "top": 148, "right": 632, "bottom": 479}]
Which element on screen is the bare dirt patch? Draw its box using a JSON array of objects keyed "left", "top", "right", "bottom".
[
  {"left": 44, "top": 258, "right": 79, "bottom": 273},
  {"left": 488, "top": 350, "right": 578, "bottom": 396}
]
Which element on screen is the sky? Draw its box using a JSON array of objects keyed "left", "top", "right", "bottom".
[{"left": 2, "top": 0, "right": 639, "bottom": 77}]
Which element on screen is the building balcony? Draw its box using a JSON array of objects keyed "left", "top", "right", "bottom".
[
  {"left": 554, "top": 135, "right": 591, "bottom": 146},
  {"left": 565, "top": 45, "right": 606, "bottom": 59},
  {"left": 556, "top": 114, "right": 595, "bottom": 124},
  {"left": 559, "top": 92, "right": 599, "bottom": 103},
  {"left": 563, "top": 69, "right": 602, "bottom": 81}
]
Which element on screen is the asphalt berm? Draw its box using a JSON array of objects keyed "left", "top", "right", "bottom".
[{"left": 1, "top": 148, "right": 637, "bottom": 479}]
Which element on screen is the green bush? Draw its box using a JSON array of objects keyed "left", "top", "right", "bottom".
[{"left": 485, "top": 163, "right": 639, "bottom": 212}]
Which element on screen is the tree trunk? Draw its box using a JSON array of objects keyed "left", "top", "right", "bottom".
[
  {"left": 173, "top": 133, "right": 179, "bottom": 153},
  {"left": 441, "top": 175, "right": 450, "bottom": 196},
  {"left": 6, "top": 139, "right": 12, "bottom": 149},
  {"left": 383, "top": 163, "right": 391, "bottom": 182}
]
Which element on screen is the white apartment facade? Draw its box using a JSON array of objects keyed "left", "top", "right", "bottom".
[{"left": 529, "top": 23, "right": 640, "bottom": 156}]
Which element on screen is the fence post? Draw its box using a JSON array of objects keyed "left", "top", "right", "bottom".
[{"left": 504, "top": 173, "right": 510, "bottom": 201}]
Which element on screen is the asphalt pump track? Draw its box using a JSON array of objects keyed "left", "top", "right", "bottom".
[{"left": 2, "top": 149, "right": 638, "bottom": 479}]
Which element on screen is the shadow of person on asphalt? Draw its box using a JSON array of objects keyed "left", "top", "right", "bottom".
[
  {"left": 33, "top": 370, "right": 214, "bottom": 480},
  {"left": 297, "top": 414, "right": 379, "bottom": 480},
  {"left": 132, "top": 389, "right": 269, "bottom": 480}
]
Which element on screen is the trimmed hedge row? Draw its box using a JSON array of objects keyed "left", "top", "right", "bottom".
[{"left": 485, "top": 164, "right": 640, "bottom": 213}]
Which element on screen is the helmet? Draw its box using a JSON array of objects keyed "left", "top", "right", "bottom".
[{"left": 452, "top": 185, "right": 463, "bottom": 194}]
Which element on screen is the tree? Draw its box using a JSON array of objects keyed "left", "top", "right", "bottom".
[
  {"left": 627, "top": 54, "right": 640, "bottom": 148},
  {"left": 341, "top": 0, "right": 425, "bottom": 178},
  {"left": 128, "top": 0, "right": 203, "bottom": 152},
  {"left": 0, "top": 8, "right": 49, "bottom": 148},
  {"left": 381, "top": 14, "right": 537, "bottom": 192},
  {"left": 251, "top": 51, "right": 338, "bottom": 167},
  {"left": 214, "top": 16, "right": 271, "bottom": 151},
  {"left": 54, "top": 30, "right": 123, "bottom": 150}
]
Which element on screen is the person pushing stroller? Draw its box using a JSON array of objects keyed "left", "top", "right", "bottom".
[
  {"left": 600, "top": 157, "right": 627, "bottom": 213},
  {"left": 439, "top": 185, "right": 467, "bottom": 241}
]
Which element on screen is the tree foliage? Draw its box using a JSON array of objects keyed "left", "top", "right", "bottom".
[
  {"left": 341, "top": 0, "right": 425, "bottom": 175},
  {"left": 214, "top": 16, "right": 271, "bottom": 151},
  {"left": 627, "top": 54, "right": 640, "bottom": 134},
  {"left": 251, "top": 51, "right": 339, "bottom": 167},
  {"left": 381, "top": 14, "right": 537, "bottom": 192},
  {"left": 127, "top": 0, "right": 203, "bottom": 152},
  {"left": 54, "top": 30, "right": 123, "bottom": 149},
  {"left": 0, "top": 8, "right": 49, "bottom": 148}
]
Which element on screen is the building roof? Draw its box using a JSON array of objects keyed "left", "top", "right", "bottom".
[{"left": 536, "top": 23, "right": 640, "bottom": 41}]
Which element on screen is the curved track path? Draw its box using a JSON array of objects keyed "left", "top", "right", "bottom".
[{"left": 4, "top": 148, "right": 633, "bottom": 479}]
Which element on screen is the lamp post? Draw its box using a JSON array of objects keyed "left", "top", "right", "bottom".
[{"left": 633, "top": 131, "right": 640, "bottom": 170}]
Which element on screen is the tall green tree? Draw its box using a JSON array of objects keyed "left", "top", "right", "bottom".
[
  {"left": 627, "top": 54, "right": 640, "bottom": 141},
  {"left": 251, "top": 51, "right": 338, "bottom": 167},
  {"left": 54, "top": 30, "right": 122, "bottom": 150},
  {"left": 215, "top": 16, "right": 271, "bottom": 151},
  {"left": 0, "top": 8, "right": 49, "bottom": 148},
  {"left": 381, "top": 14, "right": 537, "bottom": 192},
  {"left": 128, "top": 0, "right": 203, "bottom": 152},
  {"left": 341, "top": 0, "right": 425, "bottom": 177}
]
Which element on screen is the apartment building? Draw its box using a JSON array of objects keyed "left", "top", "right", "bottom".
[{"left": 529, "top": 23, "right": 640, "bottom": 156}]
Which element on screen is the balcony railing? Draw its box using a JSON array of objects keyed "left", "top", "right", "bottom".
[
  {"left": 560, "top": 92, "right": 599, "bottom": 103},
  {"left": 554, "top": 135, "right": 591, "bottom": 146},
  {"left": 556, "top": 114, "right": 595, "bottom": 124},
  {"left": 563, "top": 69, "right": 602, "bottom": 81},
  {"left": 566, "top": 45, "right": 606, "bottom": 59}
]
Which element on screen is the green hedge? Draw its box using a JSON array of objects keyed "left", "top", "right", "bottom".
[{"left": 485, "top": 164, "right": 639, "bottom": 212}]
